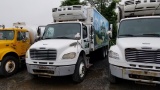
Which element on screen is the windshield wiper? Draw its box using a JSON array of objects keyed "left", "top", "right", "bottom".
[
  {"left": 44, "top": 37, "right": 53, "bottom": 39},
  {"left": 119, "top": 34, "right": 134, "bottom": 37},
  {"left": 141, "top": 34, "right": 160, "bottom": 37},
  {"left": 54, "top": 36, "right": 73, "bottom": 39},
  {"left": 0, "top": 36, "right": 7, "bottom": 40}
]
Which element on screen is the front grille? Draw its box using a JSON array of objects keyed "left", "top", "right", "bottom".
[
  {"left": 125, "top": 48, "right": 160, "bottom": 64},
  {"left": 30, "top": 49, "right": 57, "bottom": 60}
]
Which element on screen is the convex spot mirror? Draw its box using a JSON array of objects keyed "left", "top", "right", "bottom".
[{"left": 74, "top": 33, "right": 80, "bottom": 40}]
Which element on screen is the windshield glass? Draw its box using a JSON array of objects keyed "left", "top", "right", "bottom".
[
  {"left": 118, "top": 18, "right": 160, "bottom": 37},
  {"left": 43, "top": 23, "right": 81, "bottom": 39},
  {"left": 0, "top": 30, "right": 14, "bottom": 40}
]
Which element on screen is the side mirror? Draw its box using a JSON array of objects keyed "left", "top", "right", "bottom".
[
  {"left": 74, "top": 33, "right": 80, "bottom": 40},
  {"left": 109, "top": 24, "right": 113, "bottom": 31},
  {"left": 22, "top": 37, "right": 27, "bottom": 42},
  {"left": 91, "top": 26, "right": 95, "bottom": 39},
  {"left": 35, "top": 36, "right": 41, "bottom": 42},
  {"left": 107, "top": 31, "right": 112, "bottom": 39},
  {"left": 136, "top": 0, "right": 141, "bottom": 4},
  {"left": 37, "top": 27, "right": 41, "bottom": 37}
]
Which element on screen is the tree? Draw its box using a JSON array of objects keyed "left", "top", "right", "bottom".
[
  {"left": 61, "top": 0, "right": 87, "bottom": 6},
  {"left": 87, "top": 0, "right": 118, "bottom": 39},
  {"left": 92, "top": 0, "right": 118, "bottom": 47},
  {"left": 105, "top": 1, "right": 117, "bottom": 39}
]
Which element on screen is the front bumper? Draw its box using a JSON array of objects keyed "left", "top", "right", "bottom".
[
  {"left": 26, "top": 64, "right": 75, "bottom": 76},
  {"left": 110, "top": 64, "right": 160, "bottom": 84}
]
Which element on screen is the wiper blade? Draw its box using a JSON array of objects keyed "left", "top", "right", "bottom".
[
  {"left": 0, "top": 36, "right": 7, "bottom": 40},
  {"left": 54, "top": 36, "right": 72, "bottom": 39},
  {"left": 142, "top": 34, "right": 160, "bottom": 37},
  {"left": 119, "top": 34, "right": 134, "bottom": 37},
  {"left": 44, "top": 37, "right": 53, "bottom": 39}
]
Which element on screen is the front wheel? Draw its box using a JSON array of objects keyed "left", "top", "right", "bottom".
[
  {"left": 72, "top": 56, "right": 86, "bottom": 83},
  {"left": 0, "top": 56, "right": 19, "bottom": 76}
]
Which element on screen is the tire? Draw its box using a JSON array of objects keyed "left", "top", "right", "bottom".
[
  {"left": 72, "top": 56, "right": 86, "bottom": 83},
  {"left": 0, "top": 56, "right": 19, "bottom": 76}
]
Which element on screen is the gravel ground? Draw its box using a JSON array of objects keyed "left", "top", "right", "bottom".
[{"left": 0, "top": 57, "right": 159, "bottom": 90}]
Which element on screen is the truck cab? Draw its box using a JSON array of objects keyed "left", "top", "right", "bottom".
[
  {"left": 0, "top": 23, "right": 35, "bottom": 76},
  {"left": 26, "top": 5, "right": 109, "bottom": 83},
  {"left": 108, "top": 1, "right": 160, "bottom": 84},
  {"left": 26, "top": 22, "right": 91, "bottom": 83}
]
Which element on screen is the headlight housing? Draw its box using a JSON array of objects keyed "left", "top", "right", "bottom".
[
  {"left": 109, "top": 50, "right": 119, "bottom": 59},
  {"left": 62, "top": 52, "right": 76, "bottom": 59}
]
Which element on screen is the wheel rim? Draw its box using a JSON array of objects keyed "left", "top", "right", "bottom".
[
  {"left": 5, "top": 60, "right": 16, "bottom": 73},
  {"left": 79, "top": 62, "right": 85, "bottom": 78}
]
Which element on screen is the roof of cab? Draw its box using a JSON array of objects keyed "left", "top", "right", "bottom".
[
  {"left": 121, "top": 16, "right": 160, "bottom": 21},
  {"left": 0, "top": 28, "right": 28, "bottom": 32}
]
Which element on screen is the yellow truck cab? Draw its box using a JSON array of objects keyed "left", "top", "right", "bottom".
[{"left": 0, "top": 23, "right": 36, "bottom": 76}]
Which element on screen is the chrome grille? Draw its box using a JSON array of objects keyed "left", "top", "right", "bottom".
[
  {"left": 30, "top": 49, "right": 57, "bottom": 60},
  {"left": 125, "top": 48, "right": 160, "bottom": 64}
]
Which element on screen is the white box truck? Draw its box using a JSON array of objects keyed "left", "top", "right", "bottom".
[
  {"left": 108, "top": 1, "right": 160, "bottom": 84},
  {"left": 26, "top": 5, "right": 110, "bottom": 83}
]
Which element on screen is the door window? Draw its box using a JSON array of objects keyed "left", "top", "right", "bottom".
[
  {"left": 17, "top": 31, "right": 27, "bottom": 41},
  {"left": 83, "top": 25, "right": 87, "bottom": 39}
]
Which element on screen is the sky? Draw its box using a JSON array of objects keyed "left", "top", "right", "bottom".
[
  {"left": 0, "top": 0, "right": 63, "bottom": 27},
  {"left": 0, "top": 0, "right": 126, "bottom": 27}
]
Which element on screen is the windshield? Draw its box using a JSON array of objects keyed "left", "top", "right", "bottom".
[
  {"left": 43, "top": 23, "right": 81, "bottom": 39},
  {"left": 118, "top": 18, "right": 160, "bottom": 37},
  {"left": 0, "top": 30, "right": 14, "bottom": 40}
]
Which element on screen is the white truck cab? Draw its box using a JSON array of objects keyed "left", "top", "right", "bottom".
[
  {"left": 26, "top": 5, "right": 110, "bottom": 83},
  {"left": 108, "top": 1, "right": 160, "bottom": 84}
]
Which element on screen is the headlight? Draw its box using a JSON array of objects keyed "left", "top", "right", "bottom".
[
  {"left": 25, "top": 52, "right": 28, "bottom": 58},
  {"left": 109, "top": 50, "right": 119, "bottom": 59},
  {"left": 62, "top": 52, "right": 76, "bottom": 59}
]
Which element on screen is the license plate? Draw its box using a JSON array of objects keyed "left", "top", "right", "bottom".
[
  {"left": 129, "top": 70, "right": 158, "bottom": 77},
  {"left": 38, "top": 66, "right": 50, "bottom": 70}
]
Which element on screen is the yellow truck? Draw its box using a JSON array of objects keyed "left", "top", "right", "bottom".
[{"left": 0, "top": 22, "right": 38, "bottom": 76}]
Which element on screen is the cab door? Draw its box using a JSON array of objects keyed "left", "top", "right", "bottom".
[
  {"left": 81, "top": 24, "right": 90, "bottom": 54},
  {"left": 16, "top": 31, "right": 30, "bottom": 56}
]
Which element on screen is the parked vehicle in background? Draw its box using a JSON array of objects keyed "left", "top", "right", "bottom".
[
  {"left": 0, "top": 22, "right": 38, "bottom": 76},
  {"left": 108, "top": 1, "right": 160, "bottom": 84},
  {"left": 26, "top": 5, "right": 111, "bottom": 83}
]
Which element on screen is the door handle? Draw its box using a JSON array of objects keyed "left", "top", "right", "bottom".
[{"left": 6, "top": 44, "right": 9, "bottom": 46}]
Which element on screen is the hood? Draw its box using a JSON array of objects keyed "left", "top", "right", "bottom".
[
  {"left": 30, "top": 39, "right": 77, "bottom": 49},
  {"left": 117, "top": 37, "right": 160, "bottom": 50}
]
